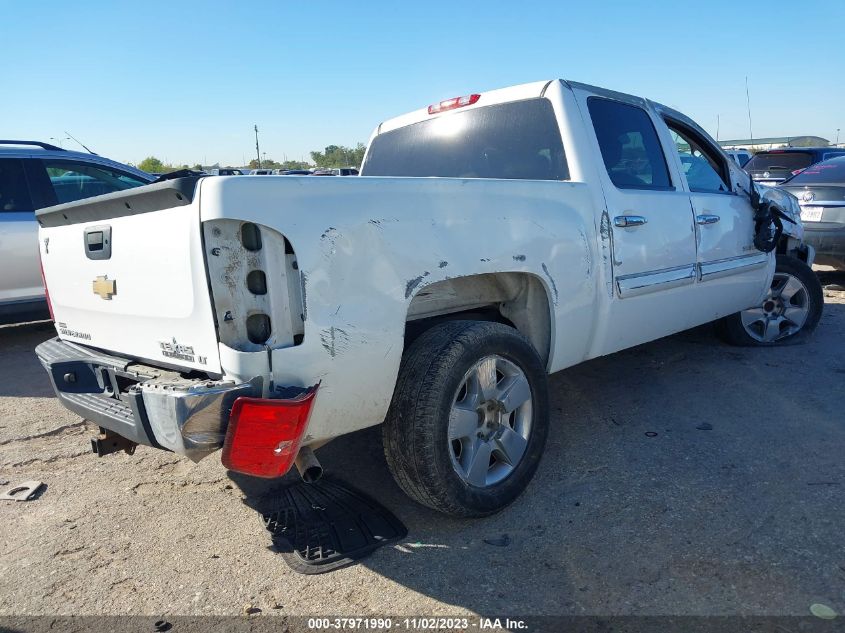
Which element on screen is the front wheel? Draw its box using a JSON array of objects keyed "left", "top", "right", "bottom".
[
  {"left": 383, "top": 320, "right": 549, "bottom": 518},
  {"left": 718, "top": 255, "right": 823, "bottom": 346}
]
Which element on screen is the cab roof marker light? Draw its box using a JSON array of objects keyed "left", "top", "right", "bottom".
[{"left": 427, "top": 93, "right": 480, "bottom": 115}]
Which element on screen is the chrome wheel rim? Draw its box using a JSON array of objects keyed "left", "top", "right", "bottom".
[
  {"left": 740, "top": 272, "right": 810, "bottom": 343},
  {"left": 447, "top": 355, "right": 533, "bottom": 488}
]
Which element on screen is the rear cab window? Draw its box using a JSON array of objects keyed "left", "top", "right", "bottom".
[
  {"left": 361, "top": 98, "right": 569, "bottom": 181},
  {"left": 587, "top": 98, "right": 672, "bottom": 190}
]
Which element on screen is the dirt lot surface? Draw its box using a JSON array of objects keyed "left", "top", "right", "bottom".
[{"left": 1, "top": 272, "right": 844, "bottom": 620}]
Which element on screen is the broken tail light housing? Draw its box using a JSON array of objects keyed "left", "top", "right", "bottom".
[
  {"left": 428, "top": 93, "right": 480, "bottom": 115},
  {"left": 221, "top": 387, "right": 317, "bottom": 478}
]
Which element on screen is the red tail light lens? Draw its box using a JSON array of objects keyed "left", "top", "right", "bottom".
[
  {"left": 221, "top": 388, "right": 317, "bottom": 478},
  {"left": 428, "top": 93, "right": 480, "bottom": 115},
  {"left": 38, "top": 254, "right": 54, "bottom": 321}
]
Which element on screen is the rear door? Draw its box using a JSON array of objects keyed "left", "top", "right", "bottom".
[
  {"left": 573, "top": 90, "right": 700, "bottom": 353},
  {"left": 0, "top": 158, "right": 42, "bottom": 303},
  {"left": 661, "top": 117, "right": 770, "bottom": 314}
]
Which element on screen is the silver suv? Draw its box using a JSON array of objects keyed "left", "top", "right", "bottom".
[{"left": 0, "top": 141, "right": 152, "bottom": 324}]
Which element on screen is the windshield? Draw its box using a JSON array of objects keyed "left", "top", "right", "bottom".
[
  {"left": 362, "top": 98, "right": 569, "bottom": 180},
  {"left": 782, "top": 156, "right": 845, "bottom": 184},
  {"left": 745, "top": 152, "right": 815, "bottom": 172}
]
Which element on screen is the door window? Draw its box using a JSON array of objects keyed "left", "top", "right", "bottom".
[
  {"left": 664, "top": 120, "right": 731, "bottom": 193},
  {"left": 42, "top": 160, "right": 148, "bottom": 204},
  {"left": 587, "top": 98, "right": 672, "bottom": 190},
  {"left": 0, "top": 159, "right": 34, "bottom": 212}
]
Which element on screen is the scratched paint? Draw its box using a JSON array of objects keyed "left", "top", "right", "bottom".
[
  {"left": 404, "top": 272, "right": 430, "bottom": 299},
  {"left": 541, "top": 263, "right": 559, "bottom": 305}
]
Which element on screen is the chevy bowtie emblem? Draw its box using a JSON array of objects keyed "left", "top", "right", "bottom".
[{"left": 92, "top": 275, "right": 116, "bottom": 300}]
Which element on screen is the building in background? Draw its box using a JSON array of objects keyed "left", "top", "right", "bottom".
[{"left": 719, "top": 136, "right": 830, "bottom": 152}]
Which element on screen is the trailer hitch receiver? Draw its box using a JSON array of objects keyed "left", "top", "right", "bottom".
[{"left": 91, "top": 427, "right": 137, "bottom": 457}]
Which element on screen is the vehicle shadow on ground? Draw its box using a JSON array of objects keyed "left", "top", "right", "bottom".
[
  {"left": 0, "top": 321, "right": 56, "bottom": 398},
  {"left": 817, "top": 269, "right": 845, "bottom": 290},
  {"left": 228, "top": 304, "right": 845, "bottom": 616}
]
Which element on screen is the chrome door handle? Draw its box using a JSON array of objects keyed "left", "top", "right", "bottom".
[
  {"left": 614, "top": 215, "right": 647, "bottom": 228},
  {"left": 696, "top": 214, "right": 720, "bottom": 225}
]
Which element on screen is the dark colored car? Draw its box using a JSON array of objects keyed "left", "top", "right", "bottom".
[
  {"left": 311, "top": 168, "right": 359, "bottom": 176},
  {"left": 779, "top": 155, "right": 845, "bottom": 270},
  {"left": 745, "top": 147, "right": 845, "bottom": 186}
]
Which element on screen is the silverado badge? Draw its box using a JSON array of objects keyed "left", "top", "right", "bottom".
[{"left": 92, "top": 275, "right": 116, "bottom": 300}]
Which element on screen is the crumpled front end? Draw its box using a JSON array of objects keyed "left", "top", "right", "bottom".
[{"left": 759, "top": 185, "right": 804, "bottom": 242}]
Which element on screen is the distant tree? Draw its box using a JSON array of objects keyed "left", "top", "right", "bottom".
[
  {"left": 136, "top": 156, "right": 192, "bottom": 173},
  {"left": 193, "top": 164, "right": 203, "bottom": 170},
  {"left": 137, "top": 156, "right": 166, "bottom": 173},
  {"left": 310, "top": 143, "right": 366, "bottom": 168},
  {"left": 248, "top": 157, "right": 284, "bottom": 170},
  {"left": 279, "top": 160, "right": 312, "bottom": 170}
]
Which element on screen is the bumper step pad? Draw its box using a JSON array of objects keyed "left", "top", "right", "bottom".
[{"left": 258, "top": 477, "right": 407, "bottom": 574}]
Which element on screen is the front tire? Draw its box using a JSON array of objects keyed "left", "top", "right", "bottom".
[
  {"left": 383, "top": 320, "right": 549, "bottom": 518},
  {"left": 718, "top": 255, "right": 823, "bottom": 346}
]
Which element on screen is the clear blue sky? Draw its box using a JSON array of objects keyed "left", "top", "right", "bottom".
[{"left": 3, "top": 0, "right": 843, "bottom": 167}]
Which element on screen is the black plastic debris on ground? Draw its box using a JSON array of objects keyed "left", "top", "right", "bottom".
[{"left": 259, "top": 476, "right": 407, "bottom": 574}]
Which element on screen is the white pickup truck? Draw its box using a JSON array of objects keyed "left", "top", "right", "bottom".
[{"left": 35, "top": 80, "right": 822, "bottom": 517}]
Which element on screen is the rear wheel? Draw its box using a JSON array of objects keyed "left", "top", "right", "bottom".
[
  {"left": 718, "top": 255, "right": 823, "bottom": 346},
  {"left": 383, "top": 320, "right": 549, "bottom": 517}
]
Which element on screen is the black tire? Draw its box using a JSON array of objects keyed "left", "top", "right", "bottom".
[
  {"left": 717, "top": 255, "right": 823, "bottom": 346},
  {"left": 383, "top": 320, "right": 549, "bottom": 518}
]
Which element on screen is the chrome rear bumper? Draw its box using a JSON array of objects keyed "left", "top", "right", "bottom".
[{"left": 35, "top": 337, "right": 258, "bottom": 460}]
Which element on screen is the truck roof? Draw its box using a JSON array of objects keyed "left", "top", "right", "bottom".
[{"left": 373, "top": 79, "right": 662, "bottom": 137}]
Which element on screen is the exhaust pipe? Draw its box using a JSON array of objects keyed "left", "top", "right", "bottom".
[{"left": 294, "top": 446, "right": 323, "bottom": 483}]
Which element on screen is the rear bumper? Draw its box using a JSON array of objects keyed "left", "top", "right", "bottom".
[
  {"left": 804, "top": 223, "right": 845, "bottom": 269},
  {"left": 35, "top": 337, "right": 258, "bottom": 460}
]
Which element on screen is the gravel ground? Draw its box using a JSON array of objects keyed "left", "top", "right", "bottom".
[{"left": 1, "top": 271, "right": 843, "bottom": 620}]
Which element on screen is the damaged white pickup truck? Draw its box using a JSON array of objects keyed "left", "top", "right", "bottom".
[{"left": 36, "top": 80, "right": 822, "bottom": 517}]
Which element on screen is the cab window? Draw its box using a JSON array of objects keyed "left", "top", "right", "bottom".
[
  {"left": 665, "top": 120, "right": 730, "bottom": 194},
  {"left": 587, "top": 98, "right": 672, "bottom": 190}
]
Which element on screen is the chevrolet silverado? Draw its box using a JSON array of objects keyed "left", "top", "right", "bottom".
[{"left": 35, "top": 80, "right": 822, "bottom": 517}]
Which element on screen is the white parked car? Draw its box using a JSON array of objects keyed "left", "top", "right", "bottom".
[
  {"left": 726, "top": 149, "right": 752, "bottom": 167},
  {"left": 35, "top": 80, "right": 821, "bottom": 517},
  {"left": 0, "top": 141, "right": 152, "bottom": 324}
]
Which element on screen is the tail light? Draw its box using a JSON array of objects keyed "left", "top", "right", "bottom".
[
  {"left": 428, "top": 93, "right": 480, "bottom": 115},
  {"left": 791, "top": 168, "right": 805, "bottom": 176},
  {"left": 38, "top": 255, "right": 54, "bottom": 321},
  {"left": 221, "top": 387, "right": 317, "bottom": 478}
]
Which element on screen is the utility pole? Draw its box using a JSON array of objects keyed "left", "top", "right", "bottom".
[
  {"left": 254, "top": 125, "right": 261, "bottom": 169},
  {"left": 716, "top": 115, "right": 720, "bottom": 142},
  {"left": 745, "top": 77, "right": 753, "bottom": 143},
  {"left": 837, "top": 128, "right": 841, "bottom": 146}
]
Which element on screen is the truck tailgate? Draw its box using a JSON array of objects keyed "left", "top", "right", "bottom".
[{"left": 37, "top": 179, "right": 221, "bottom": 374}]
